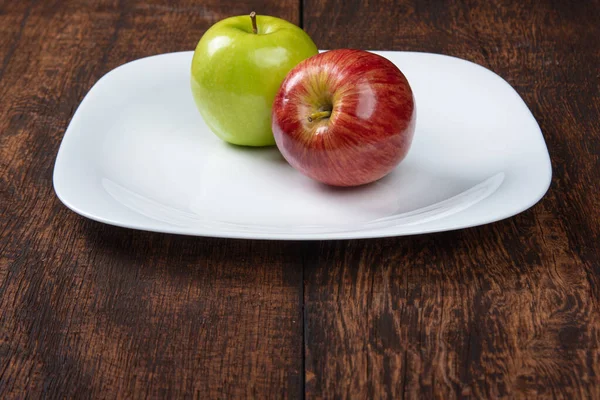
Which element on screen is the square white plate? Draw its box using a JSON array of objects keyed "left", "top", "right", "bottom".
[{"left": 53, "top": 51, "right": 551, "bottom": 240}]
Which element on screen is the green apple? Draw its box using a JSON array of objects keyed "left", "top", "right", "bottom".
[{"left": 191, "top": 13, "right": 318, "bottom": 146}]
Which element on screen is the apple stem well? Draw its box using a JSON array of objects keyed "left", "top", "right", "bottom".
[
  {"left": 307, "top": 110, "right": 332, "bottom": 122},
  {"left": 250, "top": 12, "right": 258, "bottom": 34}
]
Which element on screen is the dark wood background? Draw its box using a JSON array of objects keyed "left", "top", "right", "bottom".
[{"left": 1, "top": 0, "right": 599, "bottom": 398}]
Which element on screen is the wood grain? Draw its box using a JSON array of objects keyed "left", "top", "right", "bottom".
[
  {"left": 0, "top": 0, "right": 304, "bottom": 398},
  {"left": 302, "top": 0, "right": 600, "bottom": 398},
  {"left": 1, "top": 0, "right": 600, "bottom": 398}
]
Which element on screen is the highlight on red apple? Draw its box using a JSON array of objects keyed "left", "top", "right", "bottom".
[{"left": 272, "top": 49, "right": 416, "bottom": 187}]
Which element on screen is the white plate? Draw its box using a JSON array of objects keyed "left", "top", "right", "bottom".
[{"left": 53, "top": 51, "right": 551, "bottom": 240}]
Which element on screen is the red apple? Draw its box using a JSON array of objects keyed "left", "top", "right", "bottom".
[{"left": 272, "top": 49, "right": 416, "bottom": 187}]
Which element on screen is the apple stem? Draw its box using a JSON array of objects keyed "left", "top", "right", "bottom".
[
  {"left": 250, "top": 11, "right": 258, "bottom": 34},
  {"left": 308, "top": 110, "right": 332, "bottom": 122}
]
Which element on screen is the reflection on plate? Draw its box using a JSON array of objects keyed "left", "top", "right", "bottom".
[{"left": 102, "top": 172, "right": 505, "bottom": 234}]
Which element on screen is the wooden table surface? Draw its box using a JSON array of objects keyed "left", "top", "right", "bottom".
[{"left": 1, "top": 0, "right": 599, "bottom": 398}]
